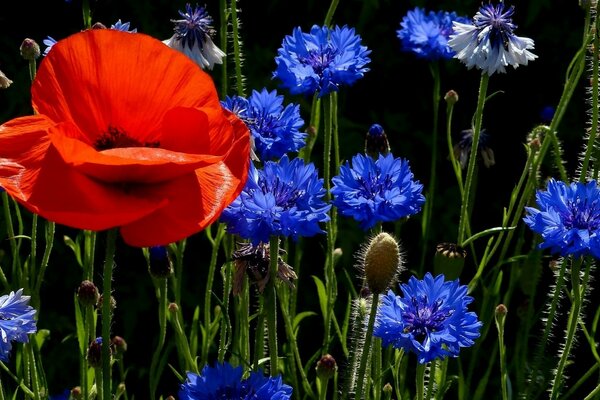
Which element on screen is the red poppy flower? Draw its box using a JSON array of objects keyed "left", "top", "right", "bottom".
[{"left": 0, "top": 30, "right": 250, "bottom": 247}]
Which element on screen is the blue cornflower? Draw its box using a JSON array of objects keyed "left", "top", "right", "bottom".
[
  {"left": 331, "top": 153, "right": 425, "bottom": 230},
  {"left": 42, "top": 20, "right": 137, "bottom": 56},
  {"left": 222, "top": 89, "right": 306, "bottom": 160},
  {"left": 523, "top": 179, "right": 600, "bottom": 258},
  {"left": 179, "top": 362, "right": 292, "bottom": 400},
  {"left": 111, "top": 19, "right": 138, "bottom": 33},
  {"left": 448, "top": 2, "right": 537, "bottom": 75},
  {"left": 374, "top": 273, "right": 482, "bottom": 364},
  {"left": 397, "top": 7, "right": 470, "bottom": 61},
  {"left": 163, "top": 3, "right": 225, "bottom": 70},
  {"left": 0, "top": 289, "right": 37, "bottom": 362},
  {"left": 221, "top": 155, "right": 331, "bottom": 244},
  {"left": 273, "top": 25, "right": 371, "bottom": 97}
]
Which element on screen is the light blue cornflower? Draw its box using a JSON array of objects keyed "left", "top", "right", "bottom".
[
  {"left": 0, "top": 289, "right": 37, "bottom": 362},
  {"left": 163, "top": 3, "right": 225, "bottom": 70},
  {"left": 331, "top": 153, "right": 425, "bottom": 230},
  {"left": 397, "top": 7, "right": 470, "bottom": 61},
  {"left": 220, "top": 155, "right": 331, "bottom": 244},
  {"left": 221, "top": 89, "right": 306, "bottom": 160},
  {"left": 374, "top": 273, "right": 482, "bottom": 364},
  {"left": 448, "top": 2, "right": 537, "bottom": 75},
  {"left": 524, "top": 179, "right": 600, "bottom": 258},
  {"left": 273, "top": 25, "right": 371, "bottom": 97}
]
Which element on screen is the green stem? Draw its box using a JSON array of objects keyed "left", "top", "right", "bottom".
[
  {"left": 458, "top": 73, "right": 489, "bottom": 245},
  {"left": 301, "top": 93, "right": 321, "bottom": 163},
  {"left": 218, "top": 259, "right": 233, "bottom": 362},
  {"left": 0, "top": 362, "right": 35, "bottom": 397},
  {"left": 101, "top": 228, "right": 118, "bottom": 400},
  {"left": 149, "top": 277, "right": 168, "bottom": 399},
  {"left": 171, "top": 307, "right": 199, "bottom": 374},
  {"left": 354, "top": 293, "right": 380, "bottom": 400},
  {"left": 415, "top": 362, "right": 426, "bottom": 400},
  {"left": 277, "top": 283, "right": 315, "bottom": 397},
  {"left": 201, "top": 224, "right": 225, "bottom": 365},
  {"left": 585, "top": 1, "right": 600, "bottom": 180},
  {"left": 26, "top": 343, "right": 41, "bottom": 400},
  {"left": 550, "top": 257, "right": 584, "bottom": 399},
  {"left": 230, "top": 0, "right": 245, "bottom": 97},
  {"left": 421, "top": 61, "right": 441, "bottom": 272},
  {"left": 2, "top": 192, "right": 21, "bottom": 279},
  {"left": 265, "top": 236, "right": 279, "bottom": 376},
  {"left": 426, "top": 360, "right": 437, "bottom": 400},
  {"left": 81, "top": 0, "right": 92, "bottom": 29},
  {"left": 495, "top": 308, "right": 508, "bottom": 400},
  {"left": 219, "top": 0, "right": 228, "bottom": 96},
  {"left": 84, "top": 230, "right": 96, "bottom": 280},
  {"left": 584, "top": 383, "right": 600, "bottom": 400},
  {"left": 33, "top": 221, "right": 54, "bottom": 310},
  {"left": 323, "top": 0, "right": 339, "bottom": 27}
]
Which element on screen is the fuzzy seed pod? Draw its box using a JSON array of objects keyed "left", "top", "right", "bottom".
[{"left": 363, "top": 232, "right": 401, "bottom": 294}]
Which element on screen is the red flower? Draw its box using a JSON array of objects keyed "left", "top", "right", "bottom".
[{"left": 0, "top": 30, "right": 250, "bottom": 247}]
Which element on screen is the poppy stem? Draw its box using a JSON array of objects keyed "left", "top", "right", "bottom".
[{"left": 101, "top": 228, "right": 118, "bottom": 400}]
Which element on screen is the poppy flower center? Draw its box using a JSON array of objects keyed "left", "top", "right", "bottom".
[
  {"left": 402, "top": 295, "right": 453, "bottom": 343},
  {"left": 94, "top": 126, "right": 159, "bottom": 151}
]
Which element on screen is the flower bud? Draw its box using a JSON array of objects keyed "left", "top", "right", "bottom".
[
  {"left": 495, "top": 304, "right": 508, "bottom": 325},
  {"left": 91, "top": 22, "right": 107, "bottom": 29},
  {"left": 111, "top": 335, "right": 128, "bottom": 354},
  {"left": 315, "top": 354, "right": 337, "bottom": 380},
  {"left": 444, "top": 90, "right": 459, "bottom": 105},
  {"left": 86, "top": 337, "right": 104, "bottom": 368},
  {"left": 168, "top": 302, "right": 179, "bottom": 313},
  {"left": 362, "top": 232, "right": 401, "bottom": 294},
  {"left": 365, "top": 123, "right": 391, "bottom": 159},
  {"left": 98, "top": 294, "right": 116, "bottom": 312},
  {"left": 148, "top": 245, "right": 173, "bottom": 278},
  {"left": 77, "top": 280, "right": 99, "bottom": 306},
  {"left": 0, "top": 70, "right": 13, "bottom": 89},
  {"left": 20, "top": 38, "right": 41, "bottom": 60},
  {"left": 71, "top": 386, "right": 82, "bottom": 400},
  {"left": 434, "top": 242, "right": 466, "bottom": 280}
]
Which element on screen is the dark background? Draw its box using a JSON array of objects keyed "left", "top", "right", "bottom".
[{"left": 0, "top": 0, "right": 592, "bottom": 398}]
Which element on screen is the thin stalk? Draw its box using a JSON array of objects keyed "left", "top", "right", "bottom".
[
  {"left": 420, "top": 61, "right": 441, "bottom": 272},
  {"left": 354, "top": 293, "right": 380, "bottom": 400},
  {"left": 0, "top": 362, "right": 35, "bottom": 397},
  {"left": 301, "top": 93, "right": 321, "bottom": 163},
  {"left": 550, "top": 257, "right": 583, "bottom": 399},
  {"left": 201, "top": 223, "right": 225, "bottom": 365},
  {"left": 323, "top": 0, "right": 339, "bottom": 27},
  {"left": 101, "top": 228, "right": 118, "bottom": 400},
  {"left": 26, "top": 344, "right": 41, "bottom": 400},
  {"left": 415, "top": 362, "right": 426, "bottom": 400},
  {"left": 230, "top": 0, "right": 245, "bottom": 97},
  {"left": 219, "top": 0, "right": 228, "bottom": 96},
  {"left": 218, "top": 260, "right": 233, "bottom": 362},
  {"left": 84, "top": 230, "right": 96, "bottom": 280},
  {"left": 2, "top": 192, "right": 21, "bottom": 278},
  {"left": 585, "top": 1, "right": 600, "bottom": 180},
  {"left": 458, "top": 73, "right": 489, "bottom": 245},
  {"left": 32, "top": 221, "right": 54, "bottom": 310},
  {"left": 170, "top": 308, "right": 199, "bottom": 374},
  {"left": 149, "top": 277, "right": 168, "bottom": 399},
  {"left": 495, "top": 307, "right": 509, "bottom": 400},
  {"left": 426, "top": 360, "right": 437, "bottom": 400},
  {"left": 265, "top": 236, "right": 279, "bottom": 376},
  {"left": 277, "top": 283, "right": 315, "bottom": 397}
]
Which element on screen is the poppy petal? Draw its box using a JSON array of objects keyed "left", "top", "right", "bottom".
[
  {"left": 0, "top": 116, "right": 167, "bottom": 230},
  {"left": 48, "top": 121, "right": 222, "bottom": 183},
  {"left": 32, "top": 30, "right": 222, "bottom": 144},
  {"left": 120, "top": 115, "right": 251, "bottom": 246}
]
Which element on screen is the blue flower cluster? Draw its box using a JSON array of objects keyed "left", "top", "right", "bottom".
[
  {"left": 0, "top": 289, "right": 37, "bottom": 362},
  {"left": 221, "top": 155, "right": 331, "bottom": 244},
  {"left": 273, "top": 25, "right": 371, "bottom": 97},
  {"left": 524, "top": 179, "right": 600, "bottom": 258},
  {"left": 397, "top": 7, "right": 469, "bottom": 61},
  {"left": 179, "top": 362, "right": 292, "bottom": 400},
  {"left": 374, "top": 273, "right": 482, "bottom": 364},
  {"left": 222, "top": 89, "right": 307, "bottom": 160},
  {"left": 331, "top": 153, "right": 425, "bottom": 230}
]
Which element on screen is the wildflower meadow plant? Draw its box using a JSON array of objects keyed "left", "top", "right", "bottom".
[{"left": 1, "top": 0, "right": 600, "bottom": 399}]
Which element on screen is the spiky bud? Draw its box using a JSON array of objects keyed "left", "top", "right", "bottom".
[{"left": 363, "top": 232, "right": 401, "bottom": 294}]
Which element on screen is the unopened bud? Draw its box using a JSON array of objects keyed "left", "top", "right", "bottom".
[
  {"left": 77, "top": 280, "right": 99, "bottom": 306},
  {"left": 434, "top": 242, "right": 467, "bottom": 280},
  {"left": 20, "top": 38, "right": 40, "bottom": 60},
  {"left": 0, "top": 70, "right": 13, "bottom": 89},
  {"left": 86, "top": 338, "right": 105, "bottom": 368},
  {"left": 316, "top": 354, "right": 337, "bottom": 380},
  {"left": 168, "top": 302, "right": 179, "bottom": 313},
  {"left": 363, "top": 232, "right": 401, "bottom": 294},
  {"left": 444, "top": 90, "right": 459, "bottom": 105},
  {"left": 71, "top": 386, "right": 82, "bottom": 400},
  {"left": 148, "top": 246, "right": 173, "bottom": 278},
  {"left": 111, "top": 335, "right": 127, "bottom": 354}
]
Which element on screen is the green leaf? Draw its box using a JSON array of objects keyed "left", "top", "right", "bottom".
[
  {"left": 292, "top": 311, "right": 317, "bottom": 335},
  {"left": 64, "top": 234, "right": 83, "bottom": 268},
  {"left": 311, "top": 275, "right": 328, "bottom": 319},
  {"left": 74, "top": 294, "right": 86, "bottom": 355}
]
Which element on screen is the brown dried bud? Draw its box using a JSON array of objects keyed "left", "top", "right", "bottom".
[{"left": 77, "top": 280, "right": 99, "bottom": 306}]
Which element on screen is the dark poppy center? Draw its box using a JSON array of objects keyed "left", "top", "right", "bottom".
[{"left": 94, "top": 126, "right": 159, "bottom": 151}]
